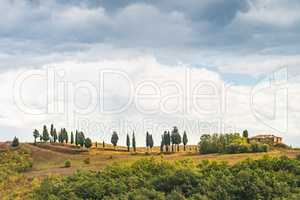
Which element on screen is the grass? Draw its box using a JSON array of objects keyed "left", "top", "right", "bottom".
[{"left": 23, "top": 143, "right": 300, "bottom": 177}]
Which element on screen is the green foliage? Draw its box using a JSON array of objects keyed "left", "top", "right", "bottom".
[
  {"left": 11, "top": 136, "right": 20, "bottom": 147},
  {"left": 33, "top": 129, "right": 40, "bottom": 143},
  {"left": 84, "top": 157, "right": 90, "bottom": 165},
  {"left": 132, "top": 132, "right": 136, "bottom": 152},
  {"left": 162, "top": 131, "right": 171, "bottom": 152},
  {"left": 242, "top": 130, "right": 249, "bottom": 138},
  {"left": 34, "top": 156, "right": 300, "bottom": 200},
  {"left": 53, "top": 128, "right": 57, "bottom": 143},
  {"left": 183, "top": 131, "right": 188, "bottom": 151},
  {"left": 42, "top": 125, "right": 49, "bottom": 142},
  {"left": 199, "top": 133, "right": 269, "bottom": 154},
  {"left": 70, "top": 131, "right": 74, "bottom": 144},
  {"left": 126, "top": 134, "right": 130, "bottom": 152},
  {"left": 84, "top": 137, "right": 92, "bottom": 148},
  {"left": 64, "top": 160, "right": 71, "bottom": 168},
  {"left": 111, "top": 131, "right": 119, "bottom": 148},
  {"left": 171, "top": 127, "right": 181, "bottom": 152},
  {"left": 274, "top": 143, "right": 290, "bottom": 149},
  {"left": 77, "top": 131, "right": 85, "bottom": 147},
  {"left": 50, "top": 124, "right": 54, "bottom": 138},
  {"left": 0, "top": 147, "right": 33, "bottom": 183}
]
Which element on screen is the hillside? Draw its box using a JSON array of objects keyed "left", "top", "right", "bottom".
[
  {"left": 1, "top": 142, "right": 300, "bottom": 199},
  {"left": 24, "top": 143, "right": 300, "bottom": 177}
]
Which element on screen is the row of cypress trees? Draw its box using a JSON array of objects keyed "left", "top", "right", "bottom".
[
  {"left": 160, "top": 126, "right": 188, "bottom": 152},
  {"left": 33, "top": 124, "right": 92, "bottom": 148},
  {"left": 110, "top": 127, "right": 188, "bottom": 152}
]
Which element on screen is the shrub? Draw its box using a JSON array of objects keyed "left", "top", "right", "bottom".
[
  {"left": 11, "top": 137, "right": 20, "bottom": 147},
  {"left": 84, "top": 138, "right": 92, "bottom": 149},
  {"left": 84, "top": 157, "right": 90, "bottom": 164},
  {"left": 250, "top": 142, "right": 269, "bottom": 153},
  {"left": 274, "top": 143, "right": 290, "bottom": 149},
  {"left": 34, "top": 157, "right": 300, "bottom": 200},
  {"left": 64, "top": 160, "right": 71, "bottom": 168},
  {"left": 225, "top": 144, "right": 250, "bottom": 154}
]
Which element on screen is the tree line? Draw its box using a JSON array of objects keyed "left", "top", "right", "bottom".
[
  {"left": 33, "top": 124, "right": 92, "bottom": 148},
  {"left": 198, "top": 130, "right": 269, "bottom": 154},
  {"left": 109, "top": 126, "right": 189, "bottom": 153}
]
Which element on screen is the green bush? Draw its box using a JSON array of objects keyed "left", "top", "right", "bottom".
[
  {"left": 84, "top": 157, "right": 90, "bottom": 164},
  {"left": 64, "top": 160, "right": 71, "bottom": 168},
  {"left": 84, "top": 138, "right": 92, "bottom": 149},
  {"left": 250, "top": 142, "right": 269, "bottom": 153},
  {"left": 274, "top": 143, "right": 290, "bottom": 149},
  {"left": 33, "top": 157, "right": 300, "bottom": 200},
  {"left": 11, "top": 136, "right": 20, "bottom": 147}
]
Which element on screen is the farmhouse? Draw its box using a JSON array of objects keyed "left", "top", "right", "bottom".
[{"left": 250, "top": 134, "right": 283, "bottom": 144}]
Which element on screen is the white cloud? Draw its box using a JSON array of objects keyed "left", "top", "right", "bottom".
[{"left": 0, "top": 56, "right": 299, "bottom": 145}]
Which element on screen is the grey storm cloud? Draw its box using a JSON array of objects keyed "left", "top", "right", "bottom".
[{"left": 0, "top": 0, "right": 300, "bottom": 73}]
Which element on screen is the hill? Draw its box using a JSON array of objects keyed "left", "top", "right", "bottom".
[{"left": 24, "top": 143, "right": 300, "bottom": 177}]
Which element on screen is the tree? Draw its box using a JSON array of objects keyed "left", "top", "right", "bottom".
[
  {"left": 50, "top": 124, "right": 54, "bottom": 140},
  {"left": 84, "top": 138, "right": 92, "bottom": 148},
  {"left": 78, "top": 132, "right": 85, "bottom": 147},
  {"left": 183, "top": 131, "right": 188, "bottom": 151},
  {"left": 126, "top": 134, "right": 130, "bottom": 152},
  {"left": 171, "top": 126, "right": 180, "bottom": 152},
  {"left": 132, "top": 132, "right": 136, "bottom": 152},
  {"left": 243, "top": 130, "right": 249, "bottom": 139},
  {"left": 75, "top": 130, "right": 79, "bottom": 146},
  {"left": 163, "top": 131, "right": 171, "bottom": 152},
  {"left": 175, "top": 132, "right": 182, "bottom": 152},
  {"left": 53, "top": 128, "right": 57, "bottom": 143},
  {"left": 146, "top": 131, "right": 150, "bottom": 151},
  {"left": 64, "top": 128, "right": 69, "bottom": 143},
  {"left": 171, "top": 131, "right": 176, "bottom": 152},
  {"left": 160, "top": 135, "right": 165, "bottom": 152},
  {"left": 111, "top": 131, "right": 119, "bottom": 150},
  {"left": 71, "top": 132, "right": 74, "bottom": 144},
  {"left": 33, "top": 129, "right": 40, "bottom": 143},
  {"left": 42, "top": 125, "right": 49, "bottom": 142},
  {"left": 149, "top": 134, "right": 154, "bottom": 151},
  {"left": 11, "top": 136, "right": 19, "bottom": 147},
  {"left": 103, "top": 141, "right": 105, "bottom": 148}
]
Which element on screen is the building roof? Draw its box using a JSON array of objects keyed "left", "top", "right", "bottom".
[{"left": 251, "top": 135, "right": 282, "bottom": 139}]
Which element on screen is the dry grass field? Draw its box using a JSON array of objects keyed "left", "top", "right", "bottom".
[{"left": 23, "top": 143, "right": 300, "bottom": 178}]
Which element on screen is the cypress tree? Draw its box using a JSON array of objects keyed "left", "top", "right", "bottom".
[
  {"left": 42, "top": 125, "right": 49, "bottom": 142},
  {"left": 53, "top": 128, "right": 57, "bottom": 143},
  {"left": 160, "top": 135, "right": 164, "bottom": 152},
  {"left": 146, "top": 131, "right": 150, "bottom": 151},
  {"left": 71, "top": 132, "right": 74, "bottom": 144},
  {"left": 183, "top": 131, "right": 188, "bottom": 151},
  {"left": 75, "top": 130, "right": 78, "bottom": 146},
  {"left": 176, "top": 132, "right": 181, "bottom": 152},
  {"left": 132, "top": 132, "right": 136, "bottom": 152},
  {"left": 126, "top": 134, "right": 130, "bottom": 152},
  {"left": 171, "top": 126, "right": 179, "bottom": 152},
  {"left": 50, "top": 124, "right": 54, "bottom": 139},
  {"left": 33, "top": 129, "right": 40, "bottom": 143},
  {"left": 149, "top": 134, "right": 154, "bottom": 151},
  {"left": 111, "top": 131, "right": 119, "bottom": 150},
  {"left": 64, "top": 128, "right": 69, "bottom": 143},
  {"left": 78, "top": 132, "right": 85, "bottom": 147}
]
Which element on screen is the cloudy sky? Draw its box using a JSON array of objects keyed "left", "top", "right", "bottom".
[{"left": 0, "top": 0, "right": 300, "bottom": 146}]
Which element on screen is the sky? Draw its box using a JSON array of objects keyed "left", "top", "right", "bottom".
[{"left": 0, "top": 0, "right": 300, "bottom": 146}]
